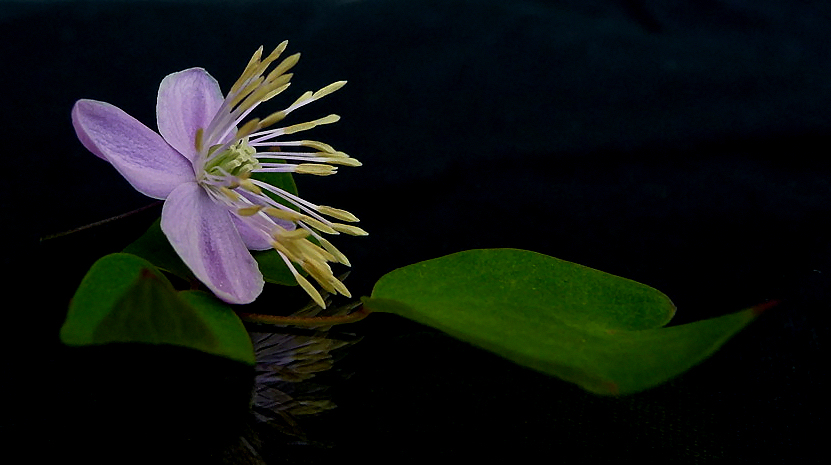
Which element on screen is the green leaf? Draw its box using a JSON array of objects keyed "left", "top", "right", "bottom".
[
  {"left": 251, "top": 249, "right": 301, "bottom": 286},
  {"left": 124, "top": 217, "right": 300, "bottom": 286},
  {"left": 364, "top": 248, "right": 762, "bottom": 395},
  {"left": 177, "top": 290, "right": 255, "bottom": 364},
  {"left": 123, "top": 218, "right": 195, "bottom": 281},
  {"left": 61, "top": 253, "right": 254, "bottom": 365}
]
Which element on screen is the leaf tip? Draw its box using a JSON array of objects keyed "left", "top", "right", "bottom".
[{"left": 750, "top": 299, "right": 781, "bottom": 317}]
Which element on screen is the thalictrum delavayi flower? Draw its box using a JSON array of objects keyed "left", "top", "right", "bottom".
[{"left": 72, "top": 42, "right": 364, "bottom": 306}]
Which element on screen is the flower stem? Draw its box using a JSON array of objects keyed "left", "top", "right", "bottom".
[
  {"left": 39, "top": 201, "right": 163, "bottom": 241},
  {"left": 236, "top": 305, "right": 372, "bottom": 326}
]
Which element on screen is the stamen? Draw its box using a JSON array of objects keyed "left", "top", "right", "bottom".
[
  {"left": 259, "top": 42, "right": 289, "bottom": 71},
  {"left": 317, "top": 206, "right": 360, "bottom": 222},
  {"left": 323, "top": 157, "right": 362, "bottom": 167},
  {"left": 234, "top": 118, "right": 261, "bottom": 140},
  {"left": 267, "top": 53, "right": 301, "bottom": 83},
  {"left": 274, "top": 248, "right": 326, "bottom": 308},
  {"left": 228, "top": 46, "right": 265, "bottom": 96},
  {"left": 312, "top": 81, "right": 347, "bottom": 100},
  {"left": 259, "top": 110, "right": 287, "bottom": 128},
  {"left": 330, "top": 278, "right": 351, "bottom": 298},
  {"left": 303, "top": 265, "right": 337, "bottom": 294},
  {"left": 195, "top": 128, "right": 204, "bottom": 152},
  {"left": 295, "top": 239, "right": 337, "bottom": 263},
  {"left": 241, "top": 76, "right": 292, "bottom": 113},
  {"left": 326, "top": 151, "right": 351, "bottom": 158},
  {"left": 237, "top": 205, "right": 262, "bottom": 216},
  {"left": 249, "top": 179, "right": 326, "bottom": 216},
  {"left": 300, "top": 216, "right": 338, "bottom": 234},
  {"left": 220, "top": 186, "right": 240, "bottom": 201},
  {"left": 229, "top": 76, "right": 264, "bottom": 111},
  {"left": 274, "top": 228, "right": 311, "bottom": 240},
  {"left": 280, "top": 114, "right": 341, "bottom": 135},
  {"left": 264, "top": 207, "right": 304, "bottom": 222},
  {"left": 290, "top": 91, "right": 314, "bottom": 108},
  {"left": 300, "top": 140, "right": 335, "bottom": 153},
  {"left": 271, "top": 240, "right": 299, "bottom": 263},
  {"left": 302, "top": 261, "right": 337, "bottom": 292},
  {"left": 317, "top": 237, "right": 351, "bottom": 266},
  {"left": 330, "top": 224, "right": 369, "bottom": 236},
  {"left": 298, "top": 276, "right": 326, "bottom": 308},
  {"left": 239, "top": 178, "right": 262, "bottom": 194},
  {"left": 260, "top": 80, "right": 292, "bottom": 104},
  {"left": 295, "top": 164, "right": 337, "bottom": 176}
]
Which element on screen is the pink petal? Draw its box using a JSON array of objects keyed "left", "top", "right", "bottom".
[
  {"left": 156, "top": 68, "right": 226, "bottom": 162},
  {"left": 72, "top": 99, "right": 195, "bottom": 200},
  {"left": 161, "top": 182, "right": 264, "bottom": 304}
]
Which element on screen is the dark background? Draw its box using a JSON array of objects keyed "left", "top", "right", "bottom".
[{"left": 3, "top": 0, "right": 828, "bottom": 463}]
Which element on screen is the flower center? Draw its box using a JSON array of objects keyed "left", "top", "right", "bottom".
[{"left": 203, "top": 138, "right": 261, "bottom": 178}]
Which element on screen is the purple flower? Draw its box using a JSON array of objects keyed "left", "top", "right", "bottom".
[{"left": 72, "top": 43, "right": 365, "bottom": 306}]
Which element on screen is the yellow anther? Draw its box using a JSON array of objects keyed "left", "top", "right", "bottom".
[
  {"left": 291, "top": 90, "right": 314, "bottom": 108},
  {"left": 260, "top": 110, "right": 287, "bottom": 128},
  {"left": 331, "top": 223, "right": 368, "bottom": 236},
  {"left": 330, "top": 277, "right": 351, "bottom": 297},
  {"left": 312, "top": 81, "right": 347, "bottom": 100},
  {"left": 220, "top": 186, "right": 240, "bottom": 201},
  {"left": 294, "top": 272, "right": 326, "bottom": 308},
  {"left": 236, "top": 205, "right": 262, "bottom": 216},
  {"left": 324, "top": 157, "right": 362, "bottom": 167},
  {"left": 316, "top": 114, "right": 341, "bottom": 125},
  {"left": 277, "top": 115, "right": 340, "bottom": 136},
  {"left": 195, "top": 128, "right": 204, "bottom": 152},
  {"left": 264, "top": 207, "right": 304, "bottom": 222},
  {"left": 241, "top": 44, "right": 289, "bottom": 97},
  {"left": 281, "top": 115, "right": 342, "bottom": 136},
  {"left": 300, "top": 140, "right": 335, "bottom": 153},
  {"left": 269, "top": 53, "right": 301, "bottom": 82},
  {"left": 275, "top": 228, "right": 311, "bottom": 240},
  {"left": 270, "top": 240, "right": 299, "bottom": 263},
  {"left": 237, "top": 78, "right": 286, "bottom": 114},
  {"left": 239, "top": 178, "right": 261, "bottom": 194},
  {"left": 234, "top": 118, "right": 260, "bottom": 140},
  {"left": 297, "top": 239, "right": 337, "bottom": 263},
  {"left": 302, "top": 259, "right": 334, "bottom": 283},
  {"left": 229, "top": 76, "right": 264, "bottom": 110},
  {"left": 317, "top": 205, "right": 359, "bottom": 222},
  {"left": 304, "top": 266, "right": 337, "bottom": 294},
  {"left": 318, "top": 237, "right": 350, "bottom": 266},
  {"left": 295, "top": 164, "right": 336, "bottom": 176},
  {"left": 229, "top": 46, "right": 264, "bottom": 96},
  {"left": 246, "top": 46, "right": 265, "bottom": 70},
  {"left": 281, "top": 121, "right": 316, "bottom": 135},
  {"left": 261, "top": 82, "right": 291, "bottom": 104},
  {"left": 261, "top": 41, "right": 288, "bottom": 68},
  {"left": 265, "top": 67, "right": 293, "bottom": 87},
  {"left": 301, "top": 255, "right": 331, "bottom": 274},
  {"left": 300, "top": 216, "right": 338, "bottom": 234},
  {"left": 265, "top": 63, "right": 294, "bottom": 84}
]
